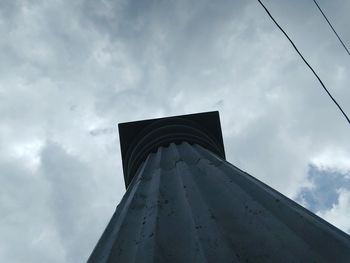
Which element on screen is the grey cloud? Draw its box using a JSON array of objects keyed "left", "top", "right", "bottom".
[
  {"left": 0, "top": 157, "right": 62, "bottom": 263},
  {"left": 39, "top": 142, "right": 97, "bottom": 262},
  {"left": 89, "top": 127, "right": 115, "bottom": 136},
  {"left": 38, "top": 141, "right": 122, "bottom": 262},
  {"left": 1, "top": 0, "right": 350, "bottom": 261}
]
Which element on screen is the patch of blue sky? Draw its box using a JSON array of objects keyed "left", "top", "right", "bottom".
[{"left": 297, "top": 165, "right": 350, "bottom": 213}]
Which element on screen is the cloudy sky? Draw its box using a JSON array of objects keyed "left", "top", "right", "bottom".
[{"left": 1, "top": 0, "right": 350, "bottom": 262}]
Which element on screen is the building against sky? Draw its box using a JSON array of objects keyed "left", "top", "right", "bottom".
[{"left": 88, "top": 111, "right": 350, "bottom": 263}]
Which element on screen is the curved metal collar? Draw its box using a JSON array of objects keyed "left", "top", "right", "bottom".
[{"left": 118, "top": 111, "right": 225, "bottom": 188}]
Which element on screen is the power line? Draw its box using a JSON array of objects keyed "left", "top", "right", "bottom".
[
  {"left": 257, "top": 0, "right": 350, "bottom": 125},
  {"left": 312, "top": 0, "right": 350, "bottom": 56}
]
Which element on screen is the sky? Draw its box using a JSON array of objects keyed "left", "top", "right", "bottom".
[{"left": 1, "top": 0, "right": 350, "bottom": 262}]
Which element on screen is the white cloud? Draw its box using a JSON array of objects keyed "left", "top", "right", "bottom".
[
  {"left": 311, "top": 148, "right": 350, "bottom": 174},
  {"left": 318, "top": 188, "right": 350, "bottom": 234}
]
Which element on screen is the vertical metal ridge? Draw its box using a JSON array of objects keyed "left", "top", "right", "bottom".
[
  {"left": 195, "top": 144, "right": 350, "bottom": 262},
  {"left": 133, "top": 147, "right": 163, "bottom": 263},
  {"left": 159, "top": 143, "right": 180, "bottom": 170},
  {"left": 192, "top": 157, "right": 294, "bottom": 260},
  {"left": 90, "top": 141, "right": 350, "bottom": 262},
  {"left": 175, "top": 172, "right": 208, "bottom": 262},
  {"left": 194, "top": 153, "right": 316, "bottom": 261},
  {"left": 177, "top": 142, "right": 201, "bottom": 165},
  {"left": 214, "top": 156, "right": 350, "bottom": 261},
  {"left": 88, "top": 154, "right": 152, "bottom": 263},
  {"left": 150, "top": 143, "right": 207, "bottom": 262},
  {"left": 171, "top": 143, "right": 208, "bottom": 262},
  {"left": 176, "top": 144, "right": 240, "bottom": 262},
  {"left": 192, "top": 143, "right": 224, "bottom": 166},
  {"left": 105, "top": 152, "right": 159, "bottom": 263},
  {"left": 180, "top": 142, "right": 309, "bottom": 261}
]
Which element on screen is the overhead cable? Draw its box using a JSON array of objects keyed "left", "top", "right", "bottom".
[
  {"left": 257, "top": 0, "right": 350, "bottom": 125},
  {"left": 312, "top": 0, "right": 350, "bottom": 56}
]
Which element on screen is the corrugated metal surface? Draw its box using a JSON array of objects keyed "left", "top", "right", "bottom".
[{"left": 88, "top": 142, "right": 350, "bottom": 263}]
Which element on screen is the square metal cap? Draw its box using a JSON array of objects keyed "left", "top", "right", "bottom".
[{"left": 118, "top": 111, "right": 225, "bottom": 187}]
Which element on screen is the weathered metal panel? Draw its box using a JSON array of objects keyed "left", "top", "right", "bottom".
[{"left": 88, "top": 142, "right": 350, "bottom": 263}]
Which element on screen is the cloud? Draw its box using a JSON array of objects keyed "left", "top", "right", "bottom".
[
  {"left": 297, "top": 165, "right": 350, "bottom": 213},
  {"left": 89, "top": 127, "right": 115, "bottom": 136},
  {"left": 40, "top": 142, "right": 97, "bottom": 262},
  {"left": 295, "top": 163, "right": 350, "bottom": 234},
  {"left": 317, "top": 188, "right": 350, "bottom": 234},
  {"left": 1, "top": 0, "right": 350, "bottom": 261},
  {"left": 0, "top": 151, "right": 64, "bottom": 263},
  {"left": 0, "top": 140, "right": 123, "bottom": 263}
]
